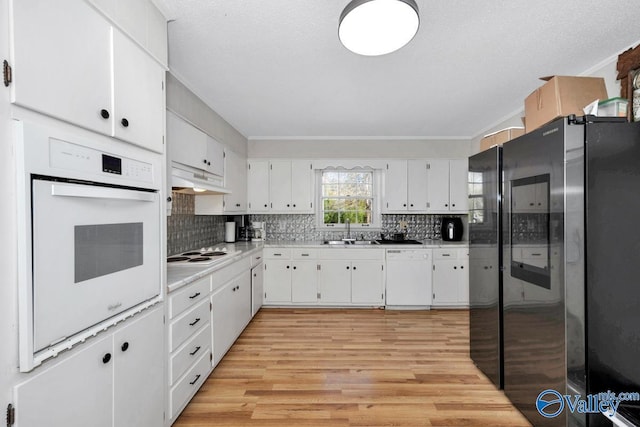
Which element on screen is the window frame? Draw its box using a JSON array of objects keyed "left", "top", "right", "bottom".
[{"left": 315, "top": 168, "right": 382, "bottom": 231}]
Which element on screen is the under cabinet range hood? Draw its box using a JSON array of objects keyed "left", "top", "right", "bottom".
[{"left": 171, "top": 162, "right": 230, "bottom": 195}]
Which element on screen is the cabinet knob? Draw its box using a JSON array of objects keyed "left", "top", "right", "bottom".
[
  {"left": 293, "top": 266, "right": 297, "bottom": 270},
  {"left": 460, "top": 266, "right": 464, "bottom": 269},
  {"left": 293, "top": 204, "right": 296, "bottom": 207},
  {"left": 346, "top": 266, "right": 350, "bottom": 270},
  {"left": 410, "top": 204, "right": 414, "bottom": 207},
  {"left": 403, "top": 204, "right": 407, "bottom": 207},
  {"left": 286, "top": 265, "right": 290, "bottom": 269},
  {"left": 102, "top": 353, "right": 112, "bottom": 364},
  {"left": 207, "top": 161, "right": 211, "bottom": 166},
  {"left": 236, "top": 203, "right": 241, "bottom": 207},
  {"left": 264, "top": 204, "right": 268, "bottom": 208},
  {"left": 100, "top": 109, "right": 110, "bottom": 119},
  {"left": 452, "top": 204, "right": 455, "bottom": 207},
  {"left": 287, "top": 204, "right": 290, "bottom": 207},
  {"left": 120, "top": 118, "right": 129, "bottom": 127},
  {"left": 203, "top": 159, "right": 208, "bottom": 164},
  {"left": 167, "top": 196, "right": 172, "bottom": 202},
  {"left": 121, "top": 342, "right": 129, "bottom": 352},
  {"left": 454, "top": 266, "right": 457, "bottom": 269},
  {"left": 353, "top": 266, "right": 357, "bottom": 270},
  {"left": 484, "top": 266, "right": 488, "bottom": 270},
  {"left": 445, "top": 204, "right": 448, "bottom": 207}
]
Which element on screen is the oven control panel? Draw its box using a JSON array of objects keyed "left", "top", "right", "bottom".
[{"left": 50, "top": 139, "right": 153, "bottom": 184}]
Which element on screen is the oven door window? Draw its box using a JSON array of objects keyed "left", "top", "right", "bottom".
[
  {"left": 75, "top": 223, "right": 143, "bottom": 283},
  {"left": 510, "top": 174, "right": 551, "bottom": 289}
]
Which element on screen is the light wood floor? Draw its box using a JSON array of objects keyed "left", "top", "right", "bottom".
[{"left": 173, "top": 308, "right": 531, "bottom": 427}]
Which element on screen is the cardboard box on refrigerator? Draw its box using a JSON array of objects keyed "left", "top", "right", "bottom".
[
  {"left": 524, "top": 76, "right": 608, "bottom": 132},
  {"left": 480, "top": 127, "right": 525, "bottom": 152}
]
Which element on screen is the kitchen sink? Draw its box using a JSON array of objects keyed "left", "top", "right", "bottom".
[{"left": 322, "top": 240, "right": 379, "bottom": 245}]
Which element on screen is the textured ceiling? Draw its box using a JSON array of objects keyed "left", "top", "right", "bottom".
[{"left": 158, "top": 0, "right": 640, "bottom": 139}]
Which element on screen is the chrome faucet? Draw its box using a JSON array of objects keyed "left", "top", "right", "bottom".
[{"left": 346, "top": 218, "right": 351, "bottom": 240}]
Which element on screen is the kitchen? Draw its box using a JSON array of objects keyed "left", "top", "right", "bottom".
[{"left": 1, "top": 1, "right": 640, "bottom": 426}]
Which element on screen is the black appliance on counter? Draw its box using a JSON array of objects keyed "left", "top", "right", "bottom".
[
  {"left": 441, "top": 217, "right": 463, "bottom": 241},
  {"left": 501, "top": 115, "right": 640, "bottom": 427},
  {"left": 469, "top": 145, "right": 503, "bottom": 390}
]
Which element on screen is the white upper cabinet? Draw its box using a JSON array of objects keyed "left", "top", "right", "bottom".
[
  {"left": 383, "top": 160, "right": 430, "bottom": 213},
  {"left": 11, "top": 0, "right": 166, "bottom": 152},
  {"left": 167, "top": 111, "right": 224, "bottom": 176},
  {"left": 383, "top": 160, "right": 408, "bottom": 212},
  {"left": 426, "top": 159, "right": 468, "bottom": 213},
  {"left": 223, "top": 149, "right": 247, "bottom": 212},
  {"left": 112, "top": 31, "right": 165, "bottom": 152},
  {"left": 11, "top": 0, "right": 112, "bottom": 136},
  {"left": 247, "top": 159, "right": 314, "bottom": 213},
  {"left": 269, "top": 160, "right": 292, "bottom": 211},
  {"left": 247, "top": 160, "right": 270, "bottom": 212},
  {"left": 290, "top": 160, "right": 314, "bottom": 212}
]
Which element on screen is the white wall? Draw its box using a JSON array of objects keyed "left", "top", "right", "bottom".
[
  {"left": 469, "top": 55, "right": 624, "bottom": 154},
  {"left": 0, "top": 0, "right": 18, "bottom": 405},
  {"left": 166, "top": 73, "right": 248, "bottom": 156},
  {"left": 248, "top": 138, "right": 471, "bottom": 159}
]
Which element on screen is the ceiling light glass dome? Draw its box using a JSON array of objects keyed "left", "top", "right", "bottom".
[{"left": 339, "top": 0, "right": 420, "bottom": 56}]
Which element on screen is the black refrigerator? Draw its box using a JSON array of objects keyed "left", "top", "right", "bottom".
[
  {"left": 502, "top": 115, "right": 640, "bottom": 427},
  {"left": 469, "top": 146, "right": 503, "bottom": 389}
]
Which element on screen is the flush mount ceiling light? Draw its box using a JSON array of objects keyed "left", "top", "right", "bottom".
[{"left": 339, "top": 0, "right": 419, "bottom": 56}]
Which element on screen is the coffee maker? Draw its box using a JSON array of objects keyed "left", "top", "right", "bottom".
[{"left": 251, "top": 221, "right": 266, "bottom": 242}]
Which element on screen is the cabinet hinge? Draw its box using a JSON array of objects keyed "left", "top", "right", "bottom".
[
  {"left": 210, "top": 302, "right": 212, "bottom": 311},
  {"left": 427, "top": 202, "right": 430, "bottom": 208},
  {"left": 386, "top": 164, "right": 389, "bottom": 169},
  {"left": 248, "top": 163, "right": 251, "bottom": 170},
  {"left": 163, "top": 315, "right": 166, "bottom": 324},
  {"left": 3, "top": 60, "right": 12, "bottom": 87},
  {"left": 223, "top": 200, "right": 226, "bottom": 208},
  {"left": 310, "top": 163, "right": 312, "bottom": 169},
  {"left": 264, "top": 292, "right": 267, "bottom": 299},
  {"left": 381, "top": 264, "right": 384, "bottom": 271},
  {"left": 161, "top": 81, "right": 164, "bottom": 90},
  {"left": 210, "top": 352, "right": 213, "bottom": 362},
  {"left": 162, "top": 135, "right": 165, "bottom": 145},
  {"left": 6, "top": 403, "right": 14, "bottom": 427},
  {"left": 433, "top": 293, "right": 436, "bottom": 299},
  {"left": 163, "top": 411, "right": 166, "bottom": 421},
  {"left": 317, "top": 292, "right": 321, "bottom": 299},
  {"left": 270, "top": 164, "right": 272, "bottom": 170},
  {"left": 317, "top": 264, "right": 321, "bottom": 271},
  {"left": 223, "top": 151, "right": 226, "bottom": 158},
  {"left": 433, "top": 265, "right": 435, "bottom": 271},
  {"left": 381, "top": 293, "right": 384, "bottom": 300},
  {"left": 426, "top": 163, "right": 431, "bottom": 169}
]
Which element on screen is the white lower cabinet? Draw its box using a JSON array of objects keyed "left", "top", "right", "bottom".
[
  {"left": 317, "top": 260, "right": 352, "bottom": 303},
  {"left": 292, "top": 260, "right": 318, "bottom": 303},
  {"left": 168, "top": 276, "right": 213, "bottom": 422},
  {"left": 211, "top": 270, "right": 252, "bottom": 365},
  {"left": 432, "top": 248, "right": 469, "bottom": 307},
  {"left": 351, "top": 260, "right": 385, "bottom": 304},
  {"left": 14, "top": 306, "right": 164, "bottom": 427}
]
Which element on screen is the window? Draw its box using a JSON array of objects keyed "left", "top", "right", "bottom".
[
  {"left": 468, "top": 171, "right": 484, "bottom": 224},
  {"left": 320, "top": 169, "right": 377, "bottom": 227}
]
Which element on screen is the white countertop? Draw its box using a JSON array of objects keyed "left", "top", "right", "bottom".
[
  {"left": 167, "top": 242, "right": 263, "bottom": 292},
  {"left": 263, "top": 240, "right": 468, "bottom": 249}
]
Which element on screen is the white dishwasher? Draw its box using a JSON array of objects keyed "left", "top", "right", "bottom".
[{"left": 385, "top": 249, "right": 433, "bottom": 307}]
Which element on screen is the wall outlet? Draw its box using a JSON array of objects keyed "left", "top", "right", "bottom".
[{"left": 399, "top": 220, "right": 408, "bottom": 230}]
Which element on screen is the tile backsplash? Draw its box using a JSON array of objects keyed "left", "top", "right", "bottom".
[
  {"left": 168, "top": 193, "right": 467, "bottom": 254},
  {"left": 167, "top": 192, "right": 226, "bottom": 255},
  {"left": 249, "top": 213, "right": 466, "bottom": 242}
]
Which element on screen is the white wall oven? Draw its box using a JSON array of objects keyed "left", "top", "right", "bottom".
[{"left": 15, "top": 120, "right": 163, "bottom": 371}]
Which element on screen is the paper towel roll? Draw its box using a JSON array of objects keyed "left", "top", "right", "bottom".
[{"left": 225, "top": 222, "right": 236, "bottom": 243}]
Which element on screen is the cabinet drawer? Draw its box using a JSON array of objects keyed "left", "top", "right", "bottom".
[
  {"left": 522, "top": 247, "right": 547, "bottom": 259},
  {"left": 292, "top": 248, "right": 317, "bottom": 259},
  {"left": 264, "top": 248, "right": 291, "bottom": 258},
  {"left": 170, "top": 351, "right": 211, "bottom": 419},
  {"left": 170, "top": 299, "right": 210, "bottom": 352},
  {"left": 169, "top": 276, "right": 211, "bottom": 319},
  {"left": 433, "top": 249, "right": 458, "bottom": 260},
  {"left": 250, "top": 252, "right": 263, "bottom": 268},
  {"left": 170, "top": 323, "right": 211, "bottom": 385}
]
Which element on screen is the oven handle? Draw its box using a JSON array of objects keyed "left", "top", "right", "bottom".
[{"left": 51, "top": 183, "right": 156, "bottom": 202}]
